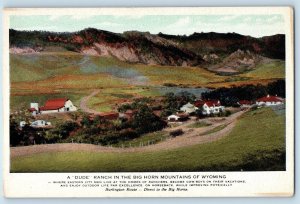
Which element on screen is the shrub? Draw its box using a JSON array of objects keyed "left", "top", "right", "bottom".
[
  {"left": 57, "top": 121, "right": 78, "bottom": 138},
  {"left": 131, "top": 104, "right": 167, "bottom": 134},
  {"left": 250, "top": 105, "right": 259, "bottom": 111},
  {"left": 163, "top": 83, "right": 177, "bottom": 87},
  {"left": 81, "top": 115, "right": 92, "bottom": 128},
  {"left": 170, "top": 129, "right": 184, "bottom": 137},
  {"left": 224, "top": 110, "right": 232, "bottom": 117},
  {"left": 119, "top": 128, "right": 138, "bottom": 140}
]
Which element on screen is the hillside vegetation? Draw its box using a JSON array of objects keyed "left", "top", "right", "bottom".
[
  {"left": 10, "top": 50, "right": 285, "bottom": 113},
  {"left": 10, "top": 28, "right": 285, "bottom": 72},
  {"left": 11, "top": 107, "right": 285, "bottom": 172}
]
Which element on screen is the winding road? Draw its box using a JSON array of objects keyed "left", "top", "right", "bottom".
[
  {"left": 79, "top": 89, "right": 102, "bottom": 114},
  {"left": 10, "top": 110, "right": 246, "bottom": 158}
]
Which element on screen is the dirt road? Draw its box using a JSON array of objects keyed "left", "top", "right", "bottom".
[
  {"left": 11, "top": 110, "right": 246, "bottom": 158},
  {"left": 79, "top": 89, "right": 101, "bottom": 114}
]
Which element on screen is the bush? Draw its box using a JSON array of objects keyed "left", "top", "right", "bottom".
[
  {"left": 80, "top": 115, "right": 92, "bottom": 128},
  {"left": 170, "top": 129, "right": 184, "bottom": 137},
  {"left": 119, "top": 128, "right": 138, "bottom": 140},
  {"left": 57, "top": 121, "right": 78, "bottom": 138},
  {"left": 163, "top": 83, "right": 177, "bottom": 87},
  {"left": 224, "top": 110, "right": 232, "bottom": 117},
  {"left": 250, "top": 105, "right": 259, "bottom": 111},
  {"left": 131, "top": 104, "right": 167, "bottom": 134}
]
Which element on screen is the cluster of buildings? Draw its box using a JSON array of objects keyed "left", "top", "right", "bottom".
[
  {"left": 167, "top": 99, "right": 225, "bottom": 122},
  {"left": 20, "top": 98, "right": 77, "bottom": 128},
  {"left": 23, "top": 94, "right": 284, "bottom": 127},
  {"left": 166, "top": 94, "right": 284, "bottom": 122}
]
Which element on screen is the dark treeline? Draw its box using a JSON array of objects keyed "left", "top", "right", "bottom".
[{"left": 202, "top": 80, "right": 285, "bottom": 106}]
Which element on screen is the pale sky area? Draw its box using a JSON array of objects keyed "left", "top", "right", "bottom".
[{"left": 10, "top": 15, "right": 285, "bottom": 37}]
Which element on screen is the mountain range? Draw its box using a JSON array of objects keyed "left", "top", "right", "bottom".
[{"left": 9, "top": 28, "right": 285, "bottom": 73}]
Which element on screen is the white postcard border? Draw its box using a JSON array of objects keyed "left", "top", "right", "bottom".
[{"left": 2, "top": 7, "right": 294, "bottom": 197}]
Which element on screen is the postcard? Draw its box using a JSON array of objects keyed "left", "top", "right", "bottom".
[{"left": 3, "top": 7, "right": 294, "bottom": 197}]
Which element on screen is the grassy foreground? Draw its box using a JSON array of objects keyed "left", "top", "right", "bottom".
[{"left": 11, "top": 107, "right": 285, "bottom": 172}]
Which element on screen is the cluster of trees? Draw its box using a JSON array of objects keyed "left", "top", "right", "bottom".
[
  {"left": 118, "top": 97, "right": 153, "bottom": 112},
  {"left": 201, "top": 80, "right": 285, "bottom": 106},
  {"left": 10, "top": 97, "right": 167, "bottom": 147},
  {"left": 161, "top": 91, "right": 196, "bottom": 117},
  {"left": 66, "top": 102, "right": 166, "bottom": 146},
  {"left": 10, "top": 116, "right": 79, "bottom": 146}
]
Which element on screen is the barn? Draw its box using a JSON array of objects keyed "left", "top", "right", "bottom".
[
  {"left": 39, "top": 98, "right": 77, "bottom": 114},
  {"left": 29, "top": 98, "right": 78, "bottom": 114}
]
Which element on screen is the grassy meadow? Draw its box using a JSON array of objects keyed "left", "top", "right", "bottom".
[
  {"left": 112, "top": 131, "right": 168, "bottom": 148},
  {"left": 11, "top": 107, "right": 285, "bottom": 172},
  {"left": 10, "top": 51, "right": 285, "bottom": 113},
  {"left": 240, "top": 60, "right": 285, "bottom": 79}
]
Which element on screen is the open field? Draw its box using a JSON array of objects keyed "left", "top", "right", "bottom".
[
  {"left": 240, "top": 60, "right": 285, "bottom": 79},
  {"left": 112, "top": 131, "right": 168, "bottom": 148},
  {"left": 85, "top": 87, "right": 160, "bottom": 113},
  {"left": 187, "top": 121, "right": 211, "bottom": 128},
  {"left": 10, "top": 52, "right": 285, "bottom": 86},
  {"left": 11, "top": 107, "right": 285, "bottom": 172},
  {"left": 199, "top": 124, "right": 228, "bottom": 136},
  {"left": 10, "top": 52, "right": 285, "bottom": 113}
]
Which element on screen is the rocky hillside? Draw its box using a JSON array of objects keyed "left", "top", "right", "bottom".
[
  {"left": 9, "top": 28, "right": 285, "bottom": 70},
  {"left": 207, "top": 49, "right": 266, "bottom": 73},
  {"left": 9, "top": 28, "right": 203, "bottom": 67},
  {"left": 158, "top": 32, "right": 285, "bottom": 60}
]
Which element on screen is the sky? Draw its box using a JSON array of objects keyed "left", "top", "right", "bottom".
[{"left": 10, "top": 14, "right": 285, "bottom": 37}]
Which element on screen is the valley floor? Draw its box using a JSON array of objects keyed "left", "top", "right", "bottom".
[
  {"left": 11, "top": 110, "right": 244, "bottom": 157},
  {"left": 10, "top": 107, "right": 285, "bottom": 172}
]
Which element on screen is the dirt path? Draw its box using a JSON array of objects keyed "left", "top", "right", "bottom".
[
  {"left": 11, "top": 110, "right": 246, "bottom": 158},
  {"left": 79, "top": 89, "right": 102, "bottom": 114}
]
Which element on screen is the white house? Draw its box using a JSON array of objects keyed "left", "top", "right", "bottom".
[
  {"left": 194, "top": 100, "right": 225, "bottom": 115},
  {"left": 256, "top": 95, "right": 284, "bottom": 106},
  {"left": 167, "top": 114, "right": 180, "bottom": 121},
  {"left": 30, "top": 120, "right": 52, "bottom": 128},
  {"left": 29, "top": 98, "right": 77, "bottom": 114},
  {"left": 167, "top": 113, "right": 189, "bottom": 122},
  {"left": 180, "top": 102, "right": 198, "bottom": 114}
]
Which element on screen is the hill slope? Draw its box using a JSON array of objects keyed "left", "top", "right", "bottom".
[
  {"left": 9, "top": 29, "right": 285, "bottom": 71},
  {"left": 11, "top": 107, "right": 285, "bottom": 172}
]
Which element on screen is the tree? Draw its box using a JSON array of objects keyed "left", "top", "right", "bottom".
[
  {"left": 195, "top": 107, "right": 205, "bottom": 118},
  {"left": 81, "top": 115, "right": 92, "bottom": 128},
  {"left": 267, "top": 80, "right": 285, "bottom": 98},
  {"left": 163, "top": 91, "right": 196, "bottom": 114},
  {"left": 131, "top": 104, "right": 166, "bottom": 134},
  {"left": 57, "top": 121, "right": 78, "bottom": 138},
  {"left": 10, "top": 117, "right": 21, "bottom": 146}
]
